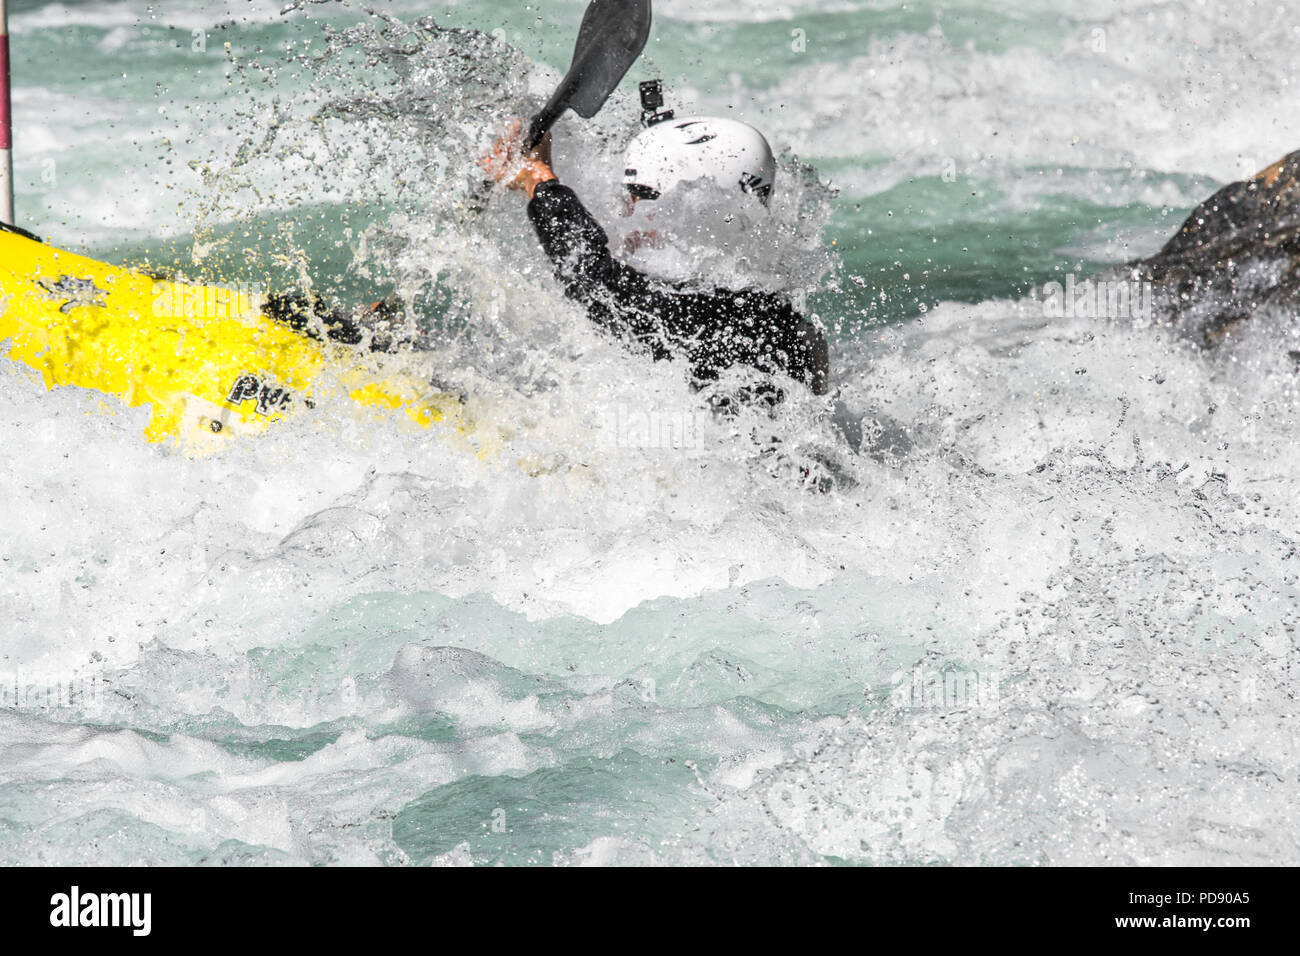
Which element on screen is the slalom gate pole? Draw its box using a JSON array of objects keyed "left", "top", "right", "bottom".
[{"left": 1, "top": 0, "right": 14, "bottom": 225}]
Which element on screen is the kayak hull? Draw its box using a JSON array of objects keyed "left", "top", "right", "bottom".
[{"left": 0, "top": 230, "right": 469, "bottom": 456}]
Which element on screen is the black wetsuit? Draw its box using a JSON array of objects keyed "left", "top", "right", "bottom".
[{"left": 527, "top": 181, "right": 829, "bottom": 397}]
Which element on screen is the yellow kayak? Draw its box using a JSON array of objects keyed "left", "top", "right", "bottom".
[{"left": 0, "top": 227, "right": 481, "bottom": 457}]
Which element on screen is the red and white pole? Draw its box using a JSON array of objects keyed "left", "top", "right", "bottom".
[{"left": 0, "top": 0, "right": 14, "bottom": 224}]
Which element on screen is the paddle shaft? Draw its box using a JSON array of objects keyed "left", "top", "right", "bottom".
[
  {"left": 525, "top": 101, "right": 566, "bottom": 153},
  {"left": 477, "top": 0, "right": 649, "bottom": 208},
  {"left": 477, "top": 63, "right": 587, "bottom": 197}
]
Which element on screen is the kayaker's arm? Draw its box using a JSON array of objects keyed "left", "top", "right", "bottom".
[
  {"left": 525, "top": 181, "right": 829, "bottom": 396},
  {"left": 480, "top": 125, "right": 830, "bottom": 395}
]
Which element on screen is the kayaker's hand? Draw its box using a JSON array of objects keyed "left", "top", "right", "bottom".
[{"left": 480, "top": 119, "right": 556, "bottom": 199}]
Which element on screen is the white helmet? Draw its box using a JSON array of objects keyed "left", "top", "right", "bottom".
[{"left": 623, "top": 116, "right": 776, "bottom": 206}]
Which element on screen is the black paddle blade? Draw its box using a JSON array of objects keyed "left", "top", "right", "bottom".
[
  {"left": 567, "top": 0, "right": 653, "bottom": 117},
  {"left": 526, "top": 0, "right": 652, "bottom": 148}
]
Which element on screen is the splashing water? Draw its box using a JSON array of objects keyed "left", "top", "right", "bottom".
[{"left": 2, "top": 0, "right": 1298, "bottom": 866}]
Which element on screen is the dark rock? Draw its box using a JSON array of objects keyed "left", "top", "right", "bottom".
[{"left": 1133, "top": 150, "right": 1300, "bottom": 347}]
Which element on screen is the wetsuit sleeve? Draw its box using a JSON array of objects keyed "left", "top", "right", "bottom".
[
  {"left": 527, "top": 180, "right": 830, "bottom": 395},
  {"left": 526, "top": 180, "right": 666, "bottom": 343}
]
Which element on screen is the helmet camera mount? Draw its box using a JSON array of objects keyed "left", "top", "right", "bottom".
[{"left": 639, "top": 80, "right": 674, "bottom": 128}]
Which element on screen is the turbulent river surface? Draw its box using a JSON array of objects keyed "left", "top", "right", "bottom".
[{"left": 2, "top": 0, "right": 1298, "bottom": 865}]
